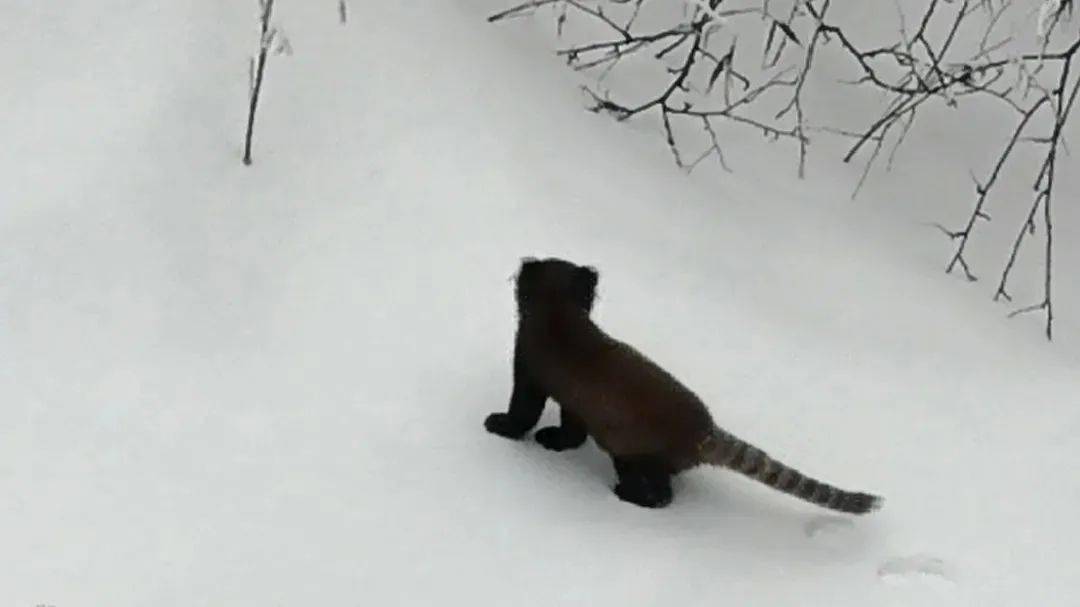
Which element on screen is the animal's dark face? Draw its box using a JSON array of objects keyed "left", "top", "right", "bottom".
[{"left": 515, "top": 257, "right": 598, "bottom": 314}]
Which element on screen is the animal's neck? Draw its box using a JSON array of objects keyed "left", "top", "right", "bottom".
[
  {"left": 522, "top": 303, "right": 587, "bottom": 324},
  {"left": 521, "top": 305, "right": 597, "bottom": 352}
]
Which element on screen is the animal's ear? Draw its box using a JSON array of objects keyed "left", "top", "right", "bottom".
[
  {"left": 572, "top": 265, "right": 599, "bottom": 309},
  {"left": 576, "top": 265, "right": 598, "bottom": 289},
  {"left": 517, "top": 257, "right": 541, "bottom": 289}
]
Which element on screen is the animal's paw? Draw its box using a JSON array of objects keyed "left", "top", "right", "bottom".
[
  {"left": 614, "top": 482, "right": 673, "bottom": 509},
  {"left": 534, "top": 426, "right": 585, "bottom": 451},
  {"left": 484, "top": 413, "right": 528, "bottom": 439}
]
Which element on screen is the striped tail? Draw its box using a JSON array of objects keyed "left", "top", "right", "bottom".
[{"left": 698, "top": 429, "right": 883, "bottom": 515}]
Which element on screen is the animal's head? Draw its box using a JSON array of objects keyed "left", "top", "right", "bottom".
[{"left": 515, "top": 257, "right": 599, "bottom": 315}]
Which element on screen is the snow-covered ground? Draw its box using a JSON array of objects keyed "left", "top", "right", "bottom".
[{"left": 2, "top": 1, "right": 1078, "bottom": 605}]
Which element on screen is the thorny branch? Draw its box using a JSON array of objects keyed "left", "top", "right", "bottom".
[{"left": 491, "top": 0, "right": 1080, "bottom": 340}]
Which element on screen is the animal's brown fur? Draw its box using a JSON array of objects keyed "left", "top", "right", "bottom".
[{"left": 484, "top": 258, "right": 882, "bottom": 513}]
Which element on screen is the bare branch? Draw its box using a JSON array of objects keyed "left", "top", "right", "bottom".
[
  {"left": 945, "top": 97, "right": 1048, "bottom": 281},
  {"left": 243, "top": 0, "right": 276, "bottom": 166},
  {"left": 488, "top": 0, "right": 1080, "bottom": 339}
]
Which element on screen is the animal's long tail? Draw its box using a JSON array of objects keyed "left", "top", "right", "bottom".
[{"left": 698, "top": 428, "right": 883, "bottom": 515}]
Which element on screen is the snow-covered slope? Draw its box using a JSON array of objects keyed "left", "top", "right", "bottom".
[{"left": 2, "top": 2, "right": 1078, "bottom": 605}]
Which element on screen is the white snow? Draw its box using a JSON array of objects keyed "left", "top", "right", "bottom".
[{"left": 2, "top": 1, "right": 1079, "bottom": 605}]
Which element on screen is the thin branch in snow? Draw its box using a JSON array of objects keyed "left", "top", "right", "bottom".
[
  {"left": 686, "top": 116, "right": 732, "bottom": 173},
  {"left": 993, "top": 37, "right": 1080, "bottom": 340},
  {"left": 489, "top": 0, "right": 1080, "bottom": 339},
  {"left": 243, "top": 0, "right": 276, "bottom": 166},
  {"left": 944, "top": 97, "right": 1047, "bottom": 282}
]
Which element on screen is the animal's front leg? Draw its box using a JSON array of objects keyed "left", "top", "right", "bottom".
[
  {"left": 484, "top": 347, "right": 547, "bottom": 439},
  {"left": 535, "top": 408, "right": 588, "bottom": 451}
]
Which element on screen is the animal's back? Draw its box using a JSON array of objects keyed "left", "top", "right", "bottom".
[
  {"left": 533, "top": 319, "right": 714, "bottom": 467},
  {"left": 594, "top": 338, "right": 715, "bottom": 466}
]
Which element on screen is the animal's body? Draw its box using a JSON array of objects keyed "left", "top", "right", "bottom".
[{"left": 484, "top": 257, "right": 882, "bottom": 514}]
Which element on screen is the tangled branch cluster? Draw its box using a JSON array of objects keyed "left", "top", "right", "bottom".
[{"left": 491, "top": 0, "right": 1078, "bottom": 340}]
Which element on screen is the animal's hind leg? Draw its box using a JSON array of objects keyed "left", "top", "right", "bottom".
[
  {"left": 612, "top": 456, "right": 673, "bottom": 508},
  {"left": 535, "top": 408, "right": 588, "bottom": 452},
  {"left": 484, "top": 345, "right": 547, "bottom": 439}
]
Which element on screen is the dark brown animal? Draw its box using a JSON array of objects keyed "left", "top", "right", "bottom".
[{"left": 484, "top": 257, "right": 882, "bottom": 513}]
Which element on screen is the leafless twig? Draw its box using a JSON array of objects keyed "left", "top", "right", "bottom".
[
  {"left": 490, "top": 0, "right": 1080, "bottom": 339},
  {"left": 243, "top": 0, "right": 276, "bottom": 166}
]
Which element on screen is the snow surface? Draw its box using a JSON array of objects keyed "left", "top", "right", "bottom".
[{"left": 2, "top": 1, "right": 1079, "bottom": 605}]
